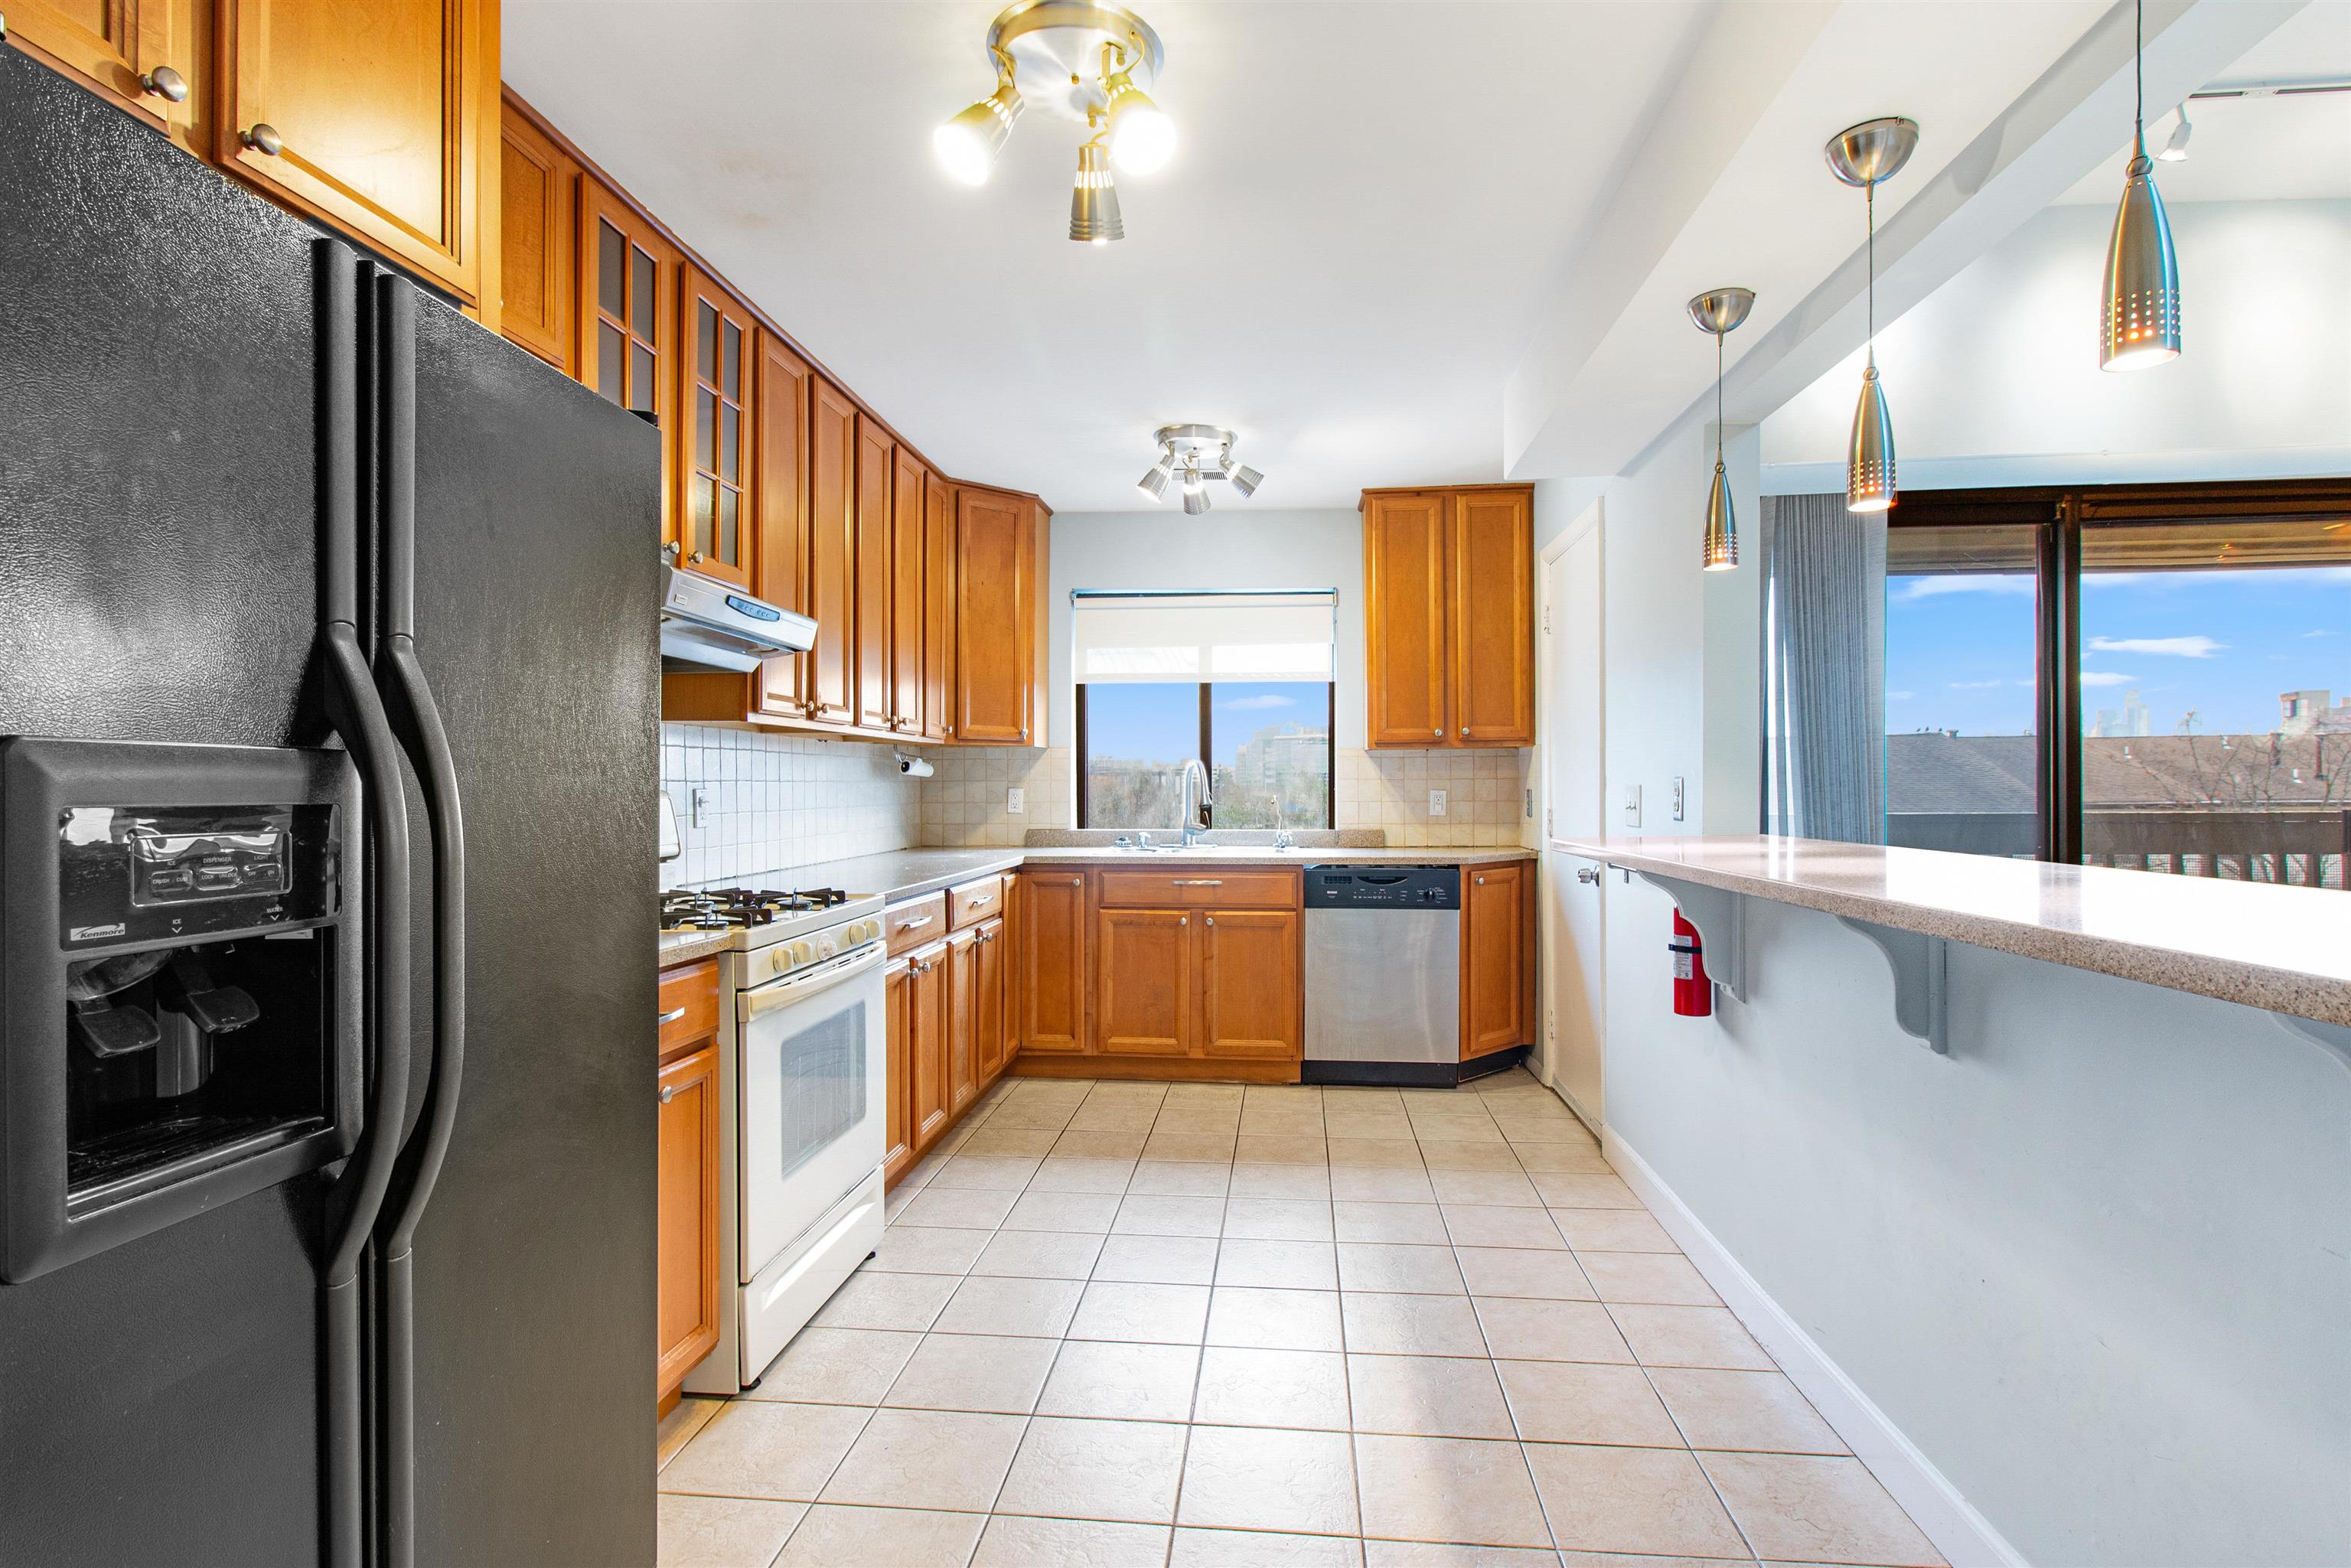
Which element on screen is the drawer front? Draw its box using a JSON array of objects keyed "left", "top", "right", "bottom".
[
  {"left": 1094, "top": 869, "right": 1299, "bottom": 909},
  {"left": 947, "top": 875, "right": 1005, "bottom": 930},
  {"left": 657, "top": 959, "right": 719, "bottom": 1058},
  {"left": 886, "top": 892, "right": 949, "bottom": 956}
]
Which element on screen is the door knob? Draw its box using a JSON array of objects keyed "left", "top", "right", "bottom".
[
  {"left": 243, "top": 122, "right": 283, "bottom": 156},
  {"left": 141, "top": 65, "right": 188, "bottom": 103}
]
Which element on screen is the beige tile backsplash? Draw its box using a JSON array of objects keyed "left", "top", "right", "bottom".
[{"left": 660, "top": 723, "right": 921, "bottom": 888}]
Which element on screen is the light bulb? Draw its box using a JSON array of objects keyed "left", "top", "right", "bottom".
[
  {"left": 934, "top": 81, "right": 1020, "bottom": 187},
  {"left": 1137, "top": 457, "right": 1172, "bottom": 501},
  {"left": 1104, "top": 73, "right": 1176, "bottom": 174},
  {"left": 1069, "top": 140, "right": 1123, "bottom": 243},
  {"left": 2157, "top": 109, "right": 2192, "bottom": 161},
  {"left": 1228, "top": 465, "right": 1262, "bottom": 498}
]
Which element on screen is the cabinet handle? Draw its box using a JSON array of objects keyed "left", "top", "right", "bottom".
[
  {"left": 965, "top": 893, "right": 993, "bottom": 908},
  {"left": 1171, "top": 879, "right": 1223, "bottom": 886},
  {"left": 243, "top": 122, "right": 284, "bottom": 156},
  {"left": 141, "top": 65, "right": 189, "bottom": 103},
  {"left": 895, "top": 913, "right": 934, "bottom": 932},
  {"left": 1204, "top": 916, "right": 1215, "bottom": 927},
  {"left": 657, "top": 1006, "right": 687, "bottom": 1025},
  {"left": 658, "top": 1084, "right": 676, "bottom": 1104}
]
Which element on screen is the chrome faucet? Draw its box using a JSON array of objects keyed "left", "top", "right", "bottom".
[{"left": 1178, "top": 758, "right": 1213, "bottom": 849}]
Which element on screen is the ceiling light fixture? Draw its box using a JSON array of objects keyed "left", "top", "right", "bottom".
[
  {"left": 937, "top": 2, "right": 1171, "bottom": 243},
  {"left": 2102, "top": 0, "right": 2183, "bottom": 370},
  {"left": 2157, "top": 106, "right": 2193, "bottom": 161},
  {"left": 1140, "top": 425, "right": 1264, "bottom": 513},
  {"left": 1687, "top": 288, "right": 1756, "bottom": 572},
  {"left": 1825, "top": 116, "right": 1917, "bottom": 515}
]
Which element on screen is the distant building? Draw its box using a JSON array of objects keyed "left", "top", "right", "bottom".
[
  {"left": 2088, "top": 688, "right": 2151, "bottom": 738},
  {"left": 2279, "top": 689, "right": 2351, "bottom": 735}
]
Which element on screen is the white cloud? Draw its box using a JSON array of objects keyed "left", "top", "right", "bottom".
[
  {"left": 2087, "top": 635, "right": 2224, "bottom": 658},
  {"left": 1888, "top": 690, "right": 1915, "bottom": 701},
  {"left": 1948, "top": 679, "right": 2005, "bottom": 689},
  {"left": 1218, "top": 693, "right": 1294, "bottom": 711},
  {"left": 2307, "top": 628, "right": 2339, "bottom": 638},
  {"left": 1893, "top": 575, "right": 2034, "bottom": 601},
  {"left": 2079, "top": 671, "right": 2136, "bottom": 688}
]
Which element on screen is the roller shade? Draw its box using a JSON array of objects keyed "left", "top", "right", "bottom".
[{"left": 1072, "top": 592, "right": 1336, "bottom": 684}]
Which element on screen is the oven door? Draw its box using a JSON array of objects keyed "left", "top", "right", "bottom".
[{"left": 737, "top": 942, "right": 886, "bottom": 1282}]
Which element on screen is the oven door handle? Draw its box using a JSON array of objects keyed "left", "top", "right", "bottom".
[{"left": 743, "top": 943, "right": 885, "bottom": 1017}]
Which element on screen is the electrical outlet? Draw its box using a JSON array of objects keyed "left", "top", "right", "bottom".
[
  {"left": 1428, "top": 788, "right": 1448, "bottom": 817},
  {"left": 690, "top": 787, "right": 710, "bottom": 829},
  {"left": 1671, "top": 775, "right": 1686, "bottom": 822},
  {"left": 1622, "top": 784, "right": 1642, "bottom": 827},
  {"left": 1525, "top": 787, "right": 1534, "bottom": 818},
  {"left": 1006, "top": 787, "right": 1026, "bottom": 816}
]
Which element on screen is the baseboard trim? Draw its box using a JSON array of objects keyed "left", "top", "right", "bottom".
[{"left": 1603, "top": 1129, "right": 2030, "bottom": 1568}]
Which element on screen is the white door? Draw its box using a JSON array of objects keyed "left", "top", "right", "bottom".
[{"left": 1543, "top": 509, "right": 1606, "bottom": 1126}]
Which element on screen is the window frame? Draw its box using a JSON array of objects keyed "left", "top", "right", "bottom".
[{"left": 1075, "top": 680, "right": 1338, "bottom": 832}]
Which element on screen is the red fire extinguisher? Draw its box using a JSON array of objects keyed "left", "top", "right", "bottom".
[{"left": 1670, "top": 910, "right": 1713, "bottom": 1017}]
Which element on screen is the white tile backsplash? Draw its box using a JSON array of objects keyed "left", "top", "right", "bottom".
[{"left": 660, "top": 724, "right": 920, "bottom": 888}]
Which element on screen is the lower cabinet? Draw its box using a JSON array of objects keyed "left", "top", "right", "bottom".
[
  {"left": 1016, "top": 871, "right": 1090, "bottom": 1057},
  {"left": 883, "top": 955, "right": 915, "bottom": 1187},
  {"left": 882, "top": 897, "right": 1016, "bottom": 1188},
  {"left": 654, "top": 1003, "right": 721, "bottom": 1411},
  {"left": 1462, "top": 860, "right": 1531, "bottom": 1058},
  {"left": 1088, "top": 884, "right": 1303, "bottom": 1072},
  {"left": 1198, "top": 910, "right": 1303, "bottom": 1061}
]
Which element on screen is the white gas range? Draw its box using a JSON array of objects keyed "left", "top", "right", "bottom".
[{"left": 661, "top": 884, "right": 889, "bottom": 1393}]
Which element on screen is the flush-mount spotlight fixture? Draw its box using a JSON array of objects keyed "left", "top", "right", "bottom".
[
  {"left": 2157, "top": 106, "right": 2193, "bottom": 161},
  {"left": 1825, "top": 116, "right": 1917, "bottom": 514},
  {"left": 1138, "top": 425, "right": 1264, "bottom": 513},
  {"left": 1687, "top": 288, "right": 1756, "bottom": 572},
  {"left": 936, "top": 2, "right": 1171, "bottom": 243},
  {"left": 2102, "top": 0, "right": 2182, "bottom": 370}
]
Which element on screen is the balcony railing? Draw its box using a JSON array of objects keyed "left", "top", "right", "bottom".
[{"left": 1886, "top": 809, "right": 2350, "bottom": 889}]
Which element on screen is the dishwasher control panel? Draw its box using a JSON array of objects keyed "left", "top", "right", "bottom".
[{"left": 1303, "top": 865, "right": 1460, "bottom": 910}]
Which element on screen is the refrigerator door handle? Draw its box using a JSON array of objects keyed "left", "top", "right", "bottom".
[
  {"left": 314, "top": 241, "right": 416, "bottom": 1568},
  {"left": 367, "top": 271, "right": 469, "bottom": 1568}
]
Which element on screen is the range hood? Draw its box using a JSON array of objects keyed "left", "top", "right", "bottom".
[{"left": 659, "top": 563, "right": 814, "bottom": 672}]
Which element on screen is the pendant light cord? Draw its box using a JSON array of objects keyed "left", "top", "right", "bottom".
[
  {"left": 1865, "top": 180, "right": 1877, "bottom": 372},
  {"left": 1715, "top": 329, "right": 1725, "bottom": 461},
  {"left": 2134, "top": 0, "right": 2146, "bottom": 157}
]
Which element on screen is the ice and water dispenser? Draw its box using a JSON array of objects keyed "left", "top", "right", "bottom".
[{"left": 2, "top": 738, "right": 362, "bottom": 1280}]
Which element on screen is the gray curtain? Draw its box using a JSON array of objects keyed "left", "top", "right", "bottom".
[{"left": 1765, "top": 494, "right": 1886, "bottom": 844}]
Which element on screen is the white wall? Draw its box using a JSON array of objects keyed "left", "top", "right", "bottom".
[{"left": 1762, "top": 199, "right": 2351, "bottom": 492}]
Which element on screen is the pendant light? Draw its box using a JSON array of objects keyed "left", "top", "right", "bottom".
[
  {"left": 1687, "top": 288, "right": 1756, "bottom": 572},
  {"left": 2102, "top": 0, "right": 2183, "bottom": 370},
  {"left": 1825, "top": 116, "right": 1918, "bottom": 514},
  {"left": 1069, "top": 129, "right": 1123, "bottom": 245}
]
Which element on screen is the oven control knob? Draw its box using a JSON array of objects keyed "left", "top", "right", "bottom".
[{"left": 788, "top": 940, "right": 816, "bottom": 969}]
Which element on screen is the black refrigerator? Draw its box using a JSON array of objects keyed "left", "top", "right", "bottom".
[{"left": 0, "top": 50, "right": 660, "bottom": 1568}]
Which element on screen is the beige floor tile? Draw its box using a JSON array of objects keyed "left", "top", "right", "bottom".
[
  {"left": 882, "top": 1331, "right": 1060, "bottom": 1413},
  {"left": 661, "top": 1401, "right": 872, "bottom": 1502},
  {"left": 1217, "top": 1239, "right": 1340, "bottom": 1291},
  {"left": 1177, "top": 1424, "right": 1360, "bottom": 1535},
  {"left": 960, "top": 1124, "right": 1062, "bottom": 1156},
  {"left": 1406, "top": 1120, "right": 1507, "bottom": 1146},
  {"left": 1550, "top": 1210, "right": 1677, "bottom": 1253},
  {"left": 1494, "top": 1359, "right": 1682, "bottom": 1446},
  {"left": 1530, "top": 1173, "right": 1640, "bottom": 1208},
  {"left": 1466, "top": 1297, "right": 1629, "bottom": 1364},
  {"left": 996, "top": 1414, "right": 1191, "bottom": 1523},
  {"left": 1337, "top": 1242, "right": 1466, "bottom": 1295},
  {"left": 1031, "top": 1156, "right": 1140, "bottom": 1195},
  {"left": 1154, "top": 1107, "right": 1246, "bottom": 1136},
  {"left": 1492, "top": 1116, "right": 1597, "bottom": 1146},
  {"left": 1443, "top": 1205, "right": 1567, "bottom": 1250},
  {"left": 1194, "top": 1345, "right": 1352, "bottom": 1430},
  {"left": 656, "top": 1493, "right": 806, "bottom": 1568},
  {"left": 743, "top": 1327, "right": 923, "bottom": 1405},
  {"left": 1239, "top": 1109, "right": 1327, "bottom": 1136},
  {"left": 1327, "top": 1138, "right": 1427, "bottom": 1169},
  {"left": 990, "top": 1101, "right": 1080, "bottom": 1130},
  {"left": 1606, "top": 1304, "right": 1775, "bottom": 1371},
  {"left": 929, "top": 1153, "right": 1045, "bottom": 1191},
  {"left": 813, "top": 1270, "right": 961, "bottom": 1332},
  {"left": 1322, "top": 1085, "right": 1404, "bottom": 1108},
  {"left": 1172, "top": 1526, "right": 1365, "bottom": 1566},
  {"left": 1244, "top": 1084, "right": 1324, "bottom": 1104},
  {"left": 1509, "top": 1143, "right": 1612, "bottom": 1174},
  {"left": 1070, "top": 1280, "right": 1212, "bottom": 1343},
  {"left": 1146, "top": 1131, "right": 1242, "bottom": 1162},
  {"left": 1651, "top": 1370, "right": 1845, "bottom": 1455},
  {"left": 1417, "top": 1143, "right": 1524, "bottom": 1173},
  {"left": 1006, "top": 1189, "right": 1123, "bottom": 1233},
  {"left": 865, "top": 1225, "right": 990, "bottom": 1276},
  {"left": 657, "top": 1396, "right": 722, "bottom": 1472},
  {"left": 1522, "top": 1442, "right": 1748, "bottom": 1559},
  {"left": 970, "top": 1228, "right": 1106, "bottom": 1280},
  {"left": 775, "top": 1504, "right": 985, "bottom": 1568},
  {"left": 1131, "top": 1159, "right": 1235, "bottom": 1197},
  {"left": 1206, "top": 1286, "right": 1346, "bottom": 1353},
  {"left": 1323, "top": 1111, "right": 1414, "bottom": 1140},
  {"left": 1224, "top": 1198, "right": 1337, "bottom": 1242},
  {"left": 1697, "top": 1451, "right": 1944, "bottom": 1566},
  {"left": 1345, "top": 1353, "right": 1516, "bottom": 1439},
  {"left": 1362, "top": 1542, "right": 1557, "bottom": 1567},
  {"left": 1235, "top": 1134, "right": 1330, "bottom": 1166},
  {"left": 1453, "top": 1247, "right": 1597, "bottom": 1303},
  {"left": 975, "top": 1514, "right": 1172, "bottom": 1567},
  {"left": 1114, "top": 1192, "right": 1228, "bottom": 1237},
  {"left": 819, "top": 1407, "right": 1026, "bottom": 1511},
  {"left": 1037, "top": 1339, "right": 1202, "bottom": 1422},
  {"left": 1340, "top": 1292, "right": 1489, "bottom": 1357},
  {"left": 933, "top": 1274, "right": 1087, "bottom": 1338},
  {"left": 1164, "top": 1083, "right": 1246, "bottom": 1108},
  {"left": 1231, "top": 1163, "right": 1335, "bottom": 1200},
  {"left": 1577, "top": 1253, "right": 1720, "bottom": 1307},
  {"left": 1552, "top": 1554, "right": 1739, "bottom": 1568},
  {"left": 1071, "top": 1103, "right": 1166, "bottom": 1132},
  {"left": 1330, "top": 1166, "right": 1439, "bottom": 1203},
  {"left": 1334, "top": 1201, "right": 1449, "bottom": 1244},
  {"left": 1353, "top": 1433, "right": 1552, "bottom": 1548},
  {"left": 1417, "top": 1172, "right": 1533, "bottom": 1211},
  {"left": 895, "top": 1186, "right": 1019, "bottom": 1230},
  {"left": 1056, "top": 1128, "right": 1152, "bottom": 1159},
  {"left": 1097, "top": 1232, "right": 1224, "bottom": 1285}
]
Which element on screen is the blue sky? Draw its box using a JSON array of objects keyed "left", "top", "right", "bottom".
[
  {"left": 1085, "top": 682, "right": 1330, "bottom": 764},
  {"left": 1886, "top": 566, "right": 2351, "bottom": 735}
]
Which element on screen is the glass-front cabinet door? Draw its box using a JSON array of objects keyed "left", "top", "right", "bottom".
[
  {"left": 678, "top": 266, "right": 755, "bottom": 589},
  {"left": 578, "top": 178, "right": 675, "bottom": 551}
]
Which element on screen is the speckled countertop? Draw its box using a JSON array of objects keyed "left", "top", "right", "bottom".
[
  {"left": 1562, "top": 833, "right": 2351, "bottom": 1026},
  {"left": 657, "top": 929, "right": 733, "bottom": 967}
]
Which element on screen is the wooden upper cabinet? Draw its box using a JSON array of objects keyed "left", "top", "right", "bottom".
[
  {"left": 579, "top": 180, "right": 677, "bottom": 548},
  {"left": 853, "top": 416, "right": 895, "bottom": 732},
  {"left": 1198, "top": 909, "right": 1302, "bottom": 1061},
  {"left": 1365, "top": 493, "right": 1450, "bottom": 747},
  {"left": 1095, "top": 908, "right": 1192, "bottom": 1057},
  {"left": 1452, "top": 488, "right": 1535, "bottom": 744},
  {"left": 1461, "top": 861, "right": 1527, "bottom": 1058},
  {"left": 678, "top": 267, "right": 756, "bottom": 589},
  {"left": 1017, "top": 872, "right": 1087, "bottom": 1055},
  {"left": 654, "top": 1043, "right": 720, "bottom": 1398},
  {"left": 217, "top": 0, "right": 495, "bottom": 307},
  {"left": 955, "top": 488, "right": 1035, "bottom": 745},
  {"left": 890, "top": 449, "right": 928, "bottom": 736},
  {"left": 805, "top": 378, "right": 857, "bottom": 725},
  {"left": 497, "top": 100, "right": 575, "bottom": 373},
  {"left": 8, "top": 0, "right": 196, "bottom": 131},
  {"left": 921, "top": 474, "right": 956, "bottom": 742},
  {"left": 752, "top": 331, "right": 814, "bottom": 719}
]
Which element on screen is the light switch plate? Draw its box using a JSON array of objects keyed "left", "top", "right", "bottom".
[
  {"left": 1428, "top": 788, "right": 1448, "bottom": 817},
  {"left": 1006, "top": 787, "right": 1026, "bottom": 816},
  {"left": 690, "top": 787, "right": 710, "bottom": 829},
  {"left": 1671, "top": 775, "right": 1686, "bottom": 822},
  {"left": 1622, "top": 784, "right": 1642, "bottom": 827}
]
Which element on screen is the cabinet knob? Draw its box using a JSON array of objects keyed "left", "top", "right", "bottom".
[
  {"left": 1475, "top": 874, "right": 1486, "bottom": 885},
  {"left": 688, "top": 550, "right": 705, "bottom": 564},
  {"left": 1433, "top": 729, "right": 1441, "bottom": 737},
  {"left": 658, "top": 1084, "right": 676, "bottom": 1105},
  {"left": 1459, "top": 727, "right": 1468, "bottom": 737},
  {"left": 243, "top": 122, "right": 284, "bottom": 156},
  {"left": 1071, "top": 877, "right": 1082, "bottom": 886},
  {"left": 141, "top": 65, "right": 188, "bottom": 104},
  {"left": 1204, "top": 916, "right": 1215, "bottom": 927},
  {"left": 1179, "top": 916, "right": 1188, "bottom": 926}
]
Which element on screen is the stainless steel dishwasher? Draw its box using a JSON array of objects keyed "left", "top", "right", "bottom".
[{"left": 1303, "top": 865, "right": 1462, "bottom": 1086}]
